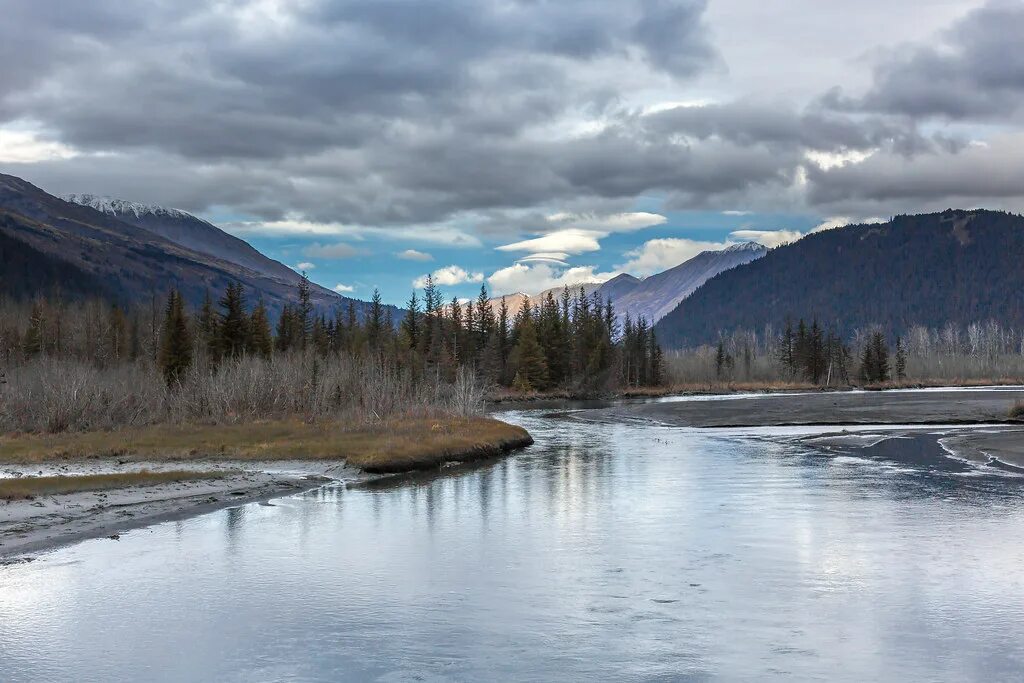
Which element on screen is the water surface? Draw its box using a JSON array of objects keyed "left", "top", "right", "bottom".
[{"left": 2, "top": 408, "right": 1024, "bottom": 681}]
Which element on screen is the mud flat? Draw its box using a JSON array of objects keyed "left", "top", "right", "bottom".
[
  {"left": 940, "top": 429, "right": 1024, "bottom": 469},
  {"left": 0, "top": 460, "right": 361, "bottom": 558},
  {"left": 0, "top": 417, "right": 534, "bottom": 558},
  {"left": 595, "top": 387, "right": 1024, "bottom": 428}
]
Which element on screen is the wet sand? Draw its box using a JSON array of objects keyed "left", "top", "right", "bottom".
[
  {"left": 0, "top": 460, "right": 369, "bottom": 559},
  {"left": 596, "top": 388, "right": 1024, "bottom": 428},
  {"left": 941, "top": 429, "right": 1024, "bottom": 469}
]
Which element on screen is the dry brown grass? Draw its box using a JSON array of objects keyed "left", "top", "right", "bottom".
[
  {"left": 1010, "top": 402, "right": 1024, "bottom": 420},
  {"left": 0, "top": 417, "right": 533, "bottom": 474},
  {"left": 0, "top": 470, "right": 226, "bottom": 501}
]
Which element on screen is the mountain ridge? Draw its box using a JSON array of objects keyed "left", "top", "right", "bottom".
[
  {"left": 654, "top": 209, "right": 1024, "bottom": 348},
  {"left": 0, "top": 173, "right": 397, "bottom": 321}
]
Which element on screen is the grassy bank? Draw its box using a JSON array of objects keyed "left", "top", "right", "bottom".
[
  {"left": 0, "top": 470, "right": 226, "bottom": 501},
  {"left": 0, "top": 417, "right": 533, "bottom": 474}
]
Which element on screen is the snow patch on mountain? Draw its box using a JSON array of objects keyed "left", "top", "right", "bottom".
[{"left": 63, "top": 194, "right": 202, "bottom": 222}]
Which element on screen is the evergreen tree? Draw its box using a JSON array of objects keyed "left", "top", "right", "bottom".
[
  {"left": 367, "top": 288, "right": 384, "bottom": 350},
  {"left": 510, "top": 311, "right": 548, "bottom": 391},
  {"left": 895, "top": 336, "right": 908, "bottom": 381},
  {"left": 248, "top": 299, "right": 273, "bottom": 358},
  {"left": 297, "top": 273, "right": 313, "bottom": 349},
  {"left": 22, "top": 301, "right": 44, "bottom": 357},
  {"left": 776, "top": 318, "right": 796, "bottom": 376},
  {"left": 218, "top": 282, "right": 248, "bottom": 359},
  {"left": 402, "top": 290, "right": 421, "bottom": 352},
  {"left": 158, "top": 290, "right": 192, "bottom": 386}
]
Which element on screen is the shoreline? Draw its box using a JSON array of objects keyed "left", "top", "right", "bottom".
[
  {"left": 0, "top": 417, "right": 535, "bottom": 560},
  {"left": 0, "top": 465, "right": 331, "bottom": 559}
]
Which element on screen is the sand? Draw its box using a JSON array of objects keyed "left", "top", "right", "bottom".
[
  {"left": 593, "top": 387, "right": 1024, "bottom": 428},
  {"left": 0, "top": 459, "right": 368, "bottom": 559}
]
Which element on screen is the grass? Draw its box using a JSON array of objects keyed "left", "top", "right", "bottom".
[
  {"left": 0, "top": 470, "right": 226, "bottom": 501},
  {"left": 1011, "top": 402, "right": 1024, "bottom": 420},
  {"left": 0, "top": 417, "right": 533, "bottom": 474}
]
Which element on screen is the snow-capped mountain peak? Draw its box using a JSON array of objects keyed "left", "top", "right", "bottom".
[
  {"left": 63, "top": 193, "right": 197, "bottom": 221},
  {"left": 724, "top": 241, "right": 766, "bottom": 253}
]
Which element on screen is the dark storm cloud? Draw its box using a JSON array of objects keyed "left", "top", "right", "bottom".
[
  {"left": 5, "top": 0, "right": 1024, "bottom": 232},
  {"left": 827, "top": 1, "right": 1024, "bottom": 120}
]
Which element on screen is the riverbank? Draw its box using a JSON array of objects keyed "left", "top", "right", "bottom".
[
  {"left": 590, "top": 386, "right": 1024, "bottom": 428},
  {"left": 0, "top": 416, "right": 533, "bottom": 558},
  {"left": 487, "top": 378, "right": 1024, "bottom": 402}
]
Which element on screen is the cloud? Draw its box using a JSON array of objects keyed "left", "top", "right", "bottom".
[
  {"left": 333, "top": 283, "right": 355, "bottom": 293},
  {"left": 497, "top": 229, "right": 603, "bottom": 256},
  {"left": 619, "top": 237, "right": 731, "bottom": 276},
  {"left": 0, "top": 126, "right": 78, "bottom": 163},
  {"left": 728, "top": 229, "right": 802, "bottom": 248},
  {"left": 293, "top": 262, "right": 316, "bottom": 272},
  {"left": 413, "top": 265, "right": 484, "bottom": 289},
  {"left": 396, "top": 249, "right": 433, "bottom": 262},
  {"left": 487, "top": 262, "right": 617, "bottom": 296},
  {"left": 809, "top": 216, "right": 886, "bottom": 232},
  {"left": 829, "top": 2, "right": 1024, "bottom": 121},
  {"left": 543, "top": 211, "right": 668, "bottom": 232},
  {"left": 302, "top": 242, "right": 364, "bottom": 259},
  {"left": 4, "top": 0, "right": 1024, "bottom": 245},
  {"left": 515, "top": 252, "right": 571, "bottom": 266},
  {"left": 495, "top": 211, "right": 667, "bottom": 259}
]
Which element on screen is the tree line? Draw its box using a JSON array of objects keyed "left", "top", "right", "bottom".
[{"left": 144, "top": 276, "right": 664, "bottom": 391}]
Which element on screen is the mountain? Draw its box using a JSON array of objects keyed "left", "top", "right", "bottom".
[
  {"left": 0, "top": 173, "right": 396, "bottom": 320},
  {"left": 486, "top": 281, "right": 607, "bottom": 318},
  {"left": 63, "top": 194, "right": 297, "bottom": 281},
  {"left": 612, "top": 242, "right": 766, "bottom": 324},
  {"left": 482, "top": 244, "right": 764, "bottom": 323},
  {"left": 597, "top": 273, "right": 642, "bottom": 303},
  {"left": 654, "top": 210, "right": 1024, "bottom": 348}
]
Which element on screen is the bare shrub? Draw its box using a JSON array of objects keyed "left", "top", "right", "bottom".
[{"left": 0, "top": 353, "right": 482, "bottom": 434}]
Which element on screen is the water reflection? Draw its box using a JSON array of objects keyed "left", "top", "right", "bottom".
[{"left": 2, "top": 411, "right": 1024, "bottom": 682}]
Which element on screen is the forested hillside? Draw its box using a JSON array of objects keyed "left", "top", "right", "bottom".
[{"left": 655, "top": 210, "right": 1024, "bottom": 348}]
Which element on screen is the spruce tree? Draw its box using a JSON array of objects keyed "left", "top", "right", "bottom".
[
  {"left": 895, "top": 336, "right": 907, "bottom": 381},
  {"left": 248, "top": 299, "right": 273, "bottom": 358},
  {"left": 218, "top": 282, "right": 248, "bottom": 359},
  {"left": 402, "top": 290, "right": 421, "bottom": 352},
  {"left": 158, "top": 290, "right": 192, "bottom": 386},
  {"left": 510, "top": 311, "right": 548, "bottom": 391},
  {"left": 23, "top": 301, "right": 44, "bottom": 357}
]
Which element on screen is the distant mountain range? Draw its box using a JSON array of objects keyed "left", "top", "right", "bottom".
[
  {"left": 611, "top": 242, "right": 766, "bottom": 323},
  {"left": 488, "top": 242, "right": 766, "bottom": 325},
  {"left": 654, "top": 209, "right": 1024, "bottom": 348},
  {"left": 0, "top": 173, "right": 397, "bottom": 320}
]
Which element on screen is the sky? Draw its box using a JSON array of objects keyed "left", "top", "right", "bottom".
[{"left": 2, "top": 0, "right": 1022, "bottom": 305}]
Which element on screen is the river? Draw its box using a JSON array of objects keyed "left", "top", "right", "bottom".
[{"left": 2, "top": 404, "right": 1024, "bottom": 681}]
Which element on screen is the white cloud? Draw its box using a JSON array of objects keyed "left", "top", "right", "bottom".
[
  {"left": 495, "top": 212, "right": 667, "bottom": 259},
  {"left": 487, "top": 262, "right": 617, "bottom": 296},
  {"left": 0, "top": 127, "right": 78, "bottom": 163},
  {"left": 413, "top": 265, "right": 484, "bottom": 289},
  {"left": 516, "top": 251, "right": 570, "bottom": 265},
  {"left": 224, "top": 217, "right": 481, "bottom": 247},
  {"left": 620, "top": 238, "right": 732, "bottom": 276},
  {"left": 810, "top": 216, "right": 885, "bottom": 232},
  {"left": 722, "top": 210, "right": 753, "bottom": 216},
  {"left": 397, "top": 249, "right": 433, "bottom": 262},
  {"left": 293, "top": 262, "right": 316, "bottom": 272},
  {"left": 333, "top": 283, "right": 355, "bottom": 293},
  {"left": 728, "top": 229, "right": 802, "bottom": 248},
  {"left": 497, "top": 229, "right": 603, "bottom": 256},
  {"left": 545, "top": 211, "right": 667, "bottom": 233},
  {"left": 302, "top": 242, "right": 363, "bottom": 259},
  {"left": 804, "top": 148, "right": 876, "bottom": 171}
]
